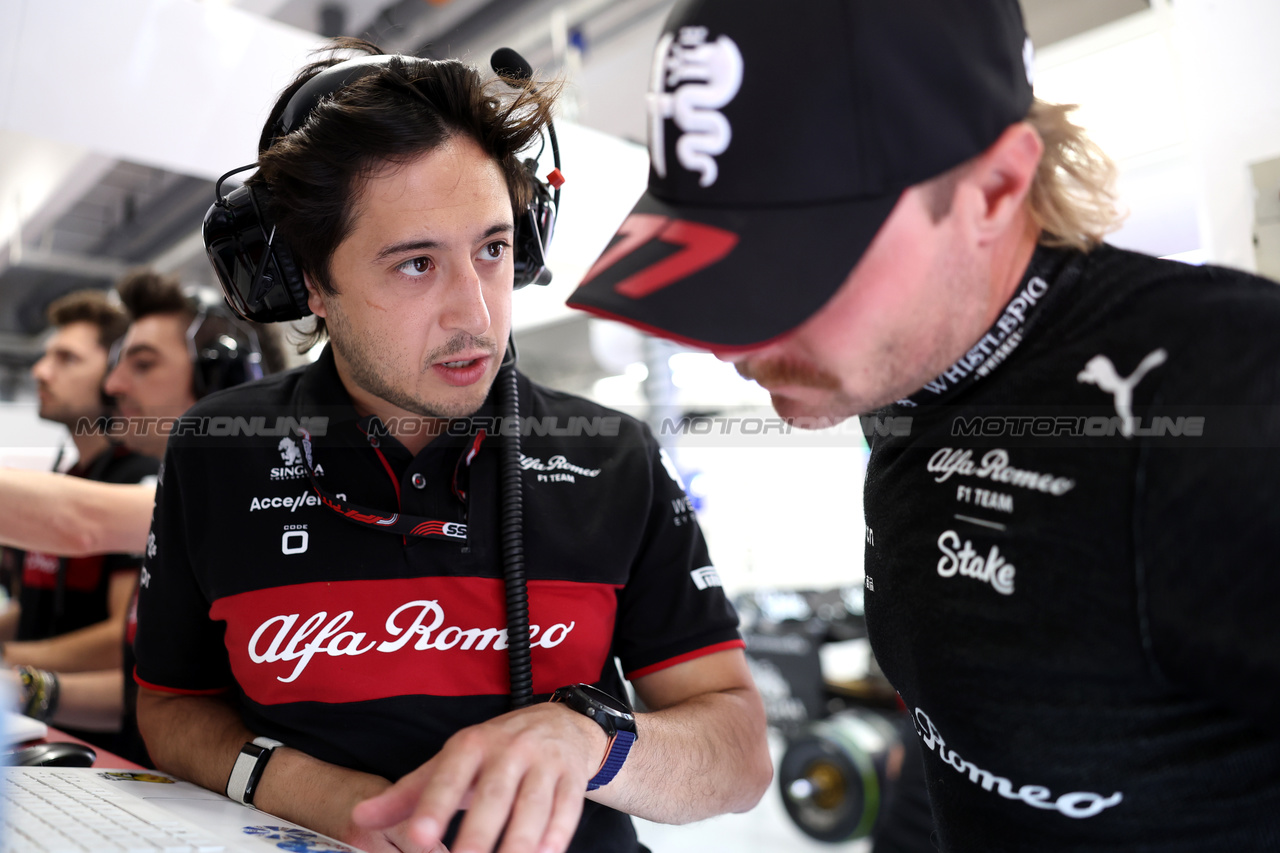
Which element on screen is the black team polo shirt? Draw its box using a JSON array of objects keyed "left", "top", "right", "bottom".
[
  {"left": 864, "top": 244, "right": 1280, "bottom": 851},
  {"left": 135, "top": 346, "right": 743, "bottom": 853}
]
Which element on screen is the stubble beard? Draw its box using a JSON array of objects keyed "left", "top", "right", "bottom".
[
  {"left": 326, "top": 307, "right": 500, "bottom": 420},
  {"left": 118, "top": 421, "right": 170, "bottom": 460},
  {"left": 749, "top": 230, "right": 992, "bottom": 427},
  {"left": 38, "top": 393, "right": 107, "bottom": 432}
]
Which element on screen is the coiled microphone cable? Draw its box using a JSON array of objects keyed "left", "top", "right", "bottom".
[{"left": 498, "top": 342, "right": 532, "bottom": 708}]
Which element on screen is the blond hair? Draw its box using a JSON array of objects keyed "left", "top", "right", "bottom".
[
  {"left": 1026, "top": 98, "right": 1122, "bottom": 251},
  {"left": 923, "top": 99, "right": 1122, "bottom": 252}
]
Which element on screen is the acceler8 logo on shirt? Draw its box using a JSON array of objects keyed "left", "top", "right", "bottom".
[{"left": 210, "top": 577, "right": 621, "bottom": 704}]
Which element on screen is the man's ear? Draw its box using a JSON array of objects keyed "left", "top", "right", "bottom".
[
  {"left": 304, "top": 274, "right": 328, "bottom": 318},
  {"left": 962, "top": 122, "right": 1043, "bottom": 245}
]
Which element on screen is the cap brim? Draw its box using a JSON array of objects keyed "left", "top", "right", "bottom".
[{"left": 567, "top": 189, "right": 901, "bottom": 351}]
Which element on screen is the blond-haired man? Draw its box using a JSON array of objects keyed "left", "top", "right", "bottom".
[{"left": 570, "top": 0, "right": 1280, "bottom": 848}]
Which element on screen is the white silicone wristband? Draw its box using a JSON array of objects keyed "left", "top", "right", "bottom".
[{"left": 226, "top": 736, "right": 283, "bottom": 804}]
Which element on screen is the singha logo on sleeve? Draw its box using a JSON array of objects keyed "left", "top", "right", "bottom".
[
  {"left": 278, "top": 437, "right": 303, "bottom": 465},
  {"left": 271, "top": 436, "right": 323, "bottom": 480}
]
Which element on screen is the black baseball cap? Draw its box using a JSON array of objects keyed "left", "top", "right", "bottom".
[{"left": 567, "top": 0, "right": 1034, "bottom": 350}]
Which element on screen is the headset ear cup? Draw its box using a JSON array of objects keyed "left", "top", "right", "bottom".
[
  {"left": 193, "top": 344, "right": 234, "bottom": 399},
  {"left": 271, "top": 236, "right": 310, "bottom": 315},
  {"left": 512, "top": 178, "right": 555, "bottom": 289},
  {"left": 512, "top": 206, "right": 542, "bottom": 289},
  {"left": 192, "top": 329, "right": 258, "bottom": 399},
  {"left": 206, "top": 182, "right": 314, "bottom": 324},
  {"left": 192, "top": 356, "right": 208, "bottom": 399},
  {"left": 246, "top": 184, "right": 311, "bottom": 318}
]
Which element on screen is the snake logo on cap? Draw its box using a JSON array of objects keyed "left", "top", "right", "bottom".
[{"left": 647, "top": 27, "right": 744, "bottom": 187}]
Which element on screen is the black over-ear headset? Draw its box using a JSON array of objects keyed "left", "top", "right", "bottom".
[
  {"left": 104, "top": 289, "right": 264, "bottom": 400},
  {"left": 203, "top": 50, "right": 562, "bottom": 324},
  {"left": 185, "top": 290, "right": 265, "bottom": 398}
]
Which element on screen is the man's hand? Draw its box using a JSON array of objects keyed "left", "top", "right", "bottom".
[
  {"left": 139, "top": 690, "right": 447, "bottom": 852},
  {"left": 352, "top": 703, "right": 607, "bottom": 853},
  {"left": 304, "top": 772, "right": 448, "bottom": 853}
]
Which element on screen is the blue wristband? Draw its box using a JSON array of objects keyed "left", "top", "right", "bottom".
[{"left": 587, "top": 729, "right": 636, "bottom": 791}]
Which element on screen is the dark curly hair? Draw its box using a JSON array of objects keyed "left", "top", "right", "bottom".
[
  {"left": 114, "top": 267, "right": 288, "bottom": 378},
  {"left": 114, "top": 268, "right": 194, "bottom": 325},
  {"left": 250, "top": 38, "right": 560, "bottom": 350}
]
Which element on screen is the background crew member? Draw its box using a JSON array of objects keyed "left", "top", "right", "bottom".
[
  {"left": 3, "top": 269, "right": 282, "bottom": 766},
  {"left": 0, "top": 290, "right": 157, "bottom": 753},
  {"left": 105, "top": 271, "right": 275, "bottom": 459},
  {"left": 135, "top": 40, "right": 770, "bottom": 853},
  {"left": 0, "top": 267, "right": 286, "bottom": 565},
  {"left": 568, "top": 0, "right": 1280, "bottom": 849}
]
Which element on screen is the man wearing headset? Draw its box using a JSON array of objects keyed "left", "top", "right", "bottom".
[
  {"left": 0, "top": 268, "right": 281, "bottom": 764},
  {"left": 133, "top": 40, "right": 770, "bottom": 853},
  {"left": 570, "top": 0, "right": 1280, "bottom": 849},
  {"left": 0, "top": 269, "right": 281, "bottom": 558},
  {"left": 105, "top": 269, "right": 275, "bottom": 459},
  {"left": 0, "top": 290, "right": 157, "bottom": 749}
]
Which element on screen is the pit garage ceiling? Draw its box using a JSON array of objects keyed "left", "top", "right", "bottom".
[{"left": 0, "top": 0, "right": 1149, "bottom": 366}]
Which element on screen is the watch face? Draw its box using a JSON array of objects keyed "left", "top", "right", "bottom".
[
  {"left": 553, "top": 683, "right": 637, "bottom": 738},
  {"left": 578, "top": 683, "right": 631, "bottom": 717}
]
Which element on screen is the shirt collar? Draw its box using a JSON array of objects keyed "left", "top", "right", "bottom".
[{"left": 893, "top": 244, "right": 1084, "bottom": 409}]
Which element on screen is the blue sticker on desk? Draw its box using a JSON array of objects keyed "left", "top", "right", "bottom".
[
  {"left": 242, "top": 826, "right": 355, "bottom": 853},
  {"left": 99, "top": 771, "right": 176, "bottom": 784}
]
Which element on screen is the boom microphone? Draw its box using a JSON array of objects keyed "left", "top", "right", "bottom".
[
  {"left": 490, "top": 47, "right": 533, "bottom": 81},
  {"left": 488, "top": 44, "right": 561, "bottom": 291}
]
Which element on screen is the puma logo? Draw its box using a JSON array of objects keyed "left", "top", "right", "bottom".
[{"left": 1076, "top": 349, "right": 1168, "bottom": 437}]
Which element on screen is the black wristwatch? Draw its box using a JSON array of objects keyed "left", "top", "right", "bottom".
[{"left": 550, "top": 684, "right": 637, "bottom": 791}]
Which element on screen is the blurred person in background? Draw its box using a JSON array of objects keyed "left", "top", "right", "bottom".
[
  {"left": 3, "top": 269, "right": 282, "bottom": 766},
  {"left": 1, "top": 289, "right": 158, "bottom": 757}
]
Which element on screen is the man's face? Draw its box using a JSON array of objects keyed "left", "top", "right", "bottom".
[
  {"left": 717, "top": 184, "right": 989, "bottom": 426},
  {"left": 103, "top": 313, "right": 198, "bottom": 457},
  {"left": 310, "top": 135, "right": 514, "bottom": 421},
  {"left": 31, "top": 321, "right": 110, "bottom": 428}
]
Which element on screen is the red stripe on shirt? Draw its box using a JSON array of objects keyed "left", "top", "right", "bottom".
[
  {"left": 209, "top": 578, "right": 623, "bottom": 705},
  {"left": 624, "top": 639, "right": 745, "bottom": 680}
]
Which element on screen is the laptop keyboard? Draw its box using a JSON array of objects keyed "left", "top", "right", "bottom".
[{"left": 2, "top": 770, "right": 226, "bottom": 852}]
